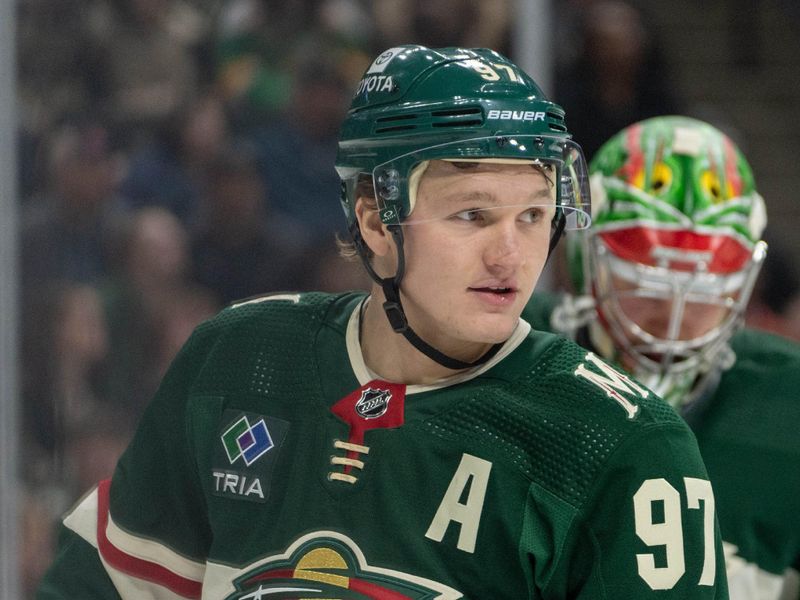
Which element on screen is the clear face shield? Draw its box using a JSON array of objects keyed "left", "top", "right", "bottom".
[
  {"left": 591, "top": 235, "right": 767, "bottom": 402},
  {"left": 370, "top": 135, "right": 592, "bottom": 232}
]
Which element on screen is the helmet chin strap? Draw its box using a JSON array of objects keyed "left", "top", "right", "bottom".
[
  {"left": 351, "top": 211, "right": 566, "bottom": 371},
  {"left": 352, "top": 222, "right": 502, "bottom": 370},
  {"left": 380, "top": 226, "right": 504, "bottom": 370}
]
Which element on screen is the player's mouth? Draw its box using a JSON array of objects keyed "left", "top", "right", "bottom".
[{"left": 468, "top": 283, "right": 519, "bottom": 306}]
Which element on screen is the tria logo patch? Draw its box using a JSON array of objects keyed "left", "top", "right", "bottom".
[
  {"left": 213, "top": 411, "right": 289, "bottom": 503},
  {"left": 355, "top": 388, "right": 392, "bottom": 419},
  {"left": 225, "top": 531, "right": 462, "bottom": 599},
  {"left": 222, "top": 416, "right": 274, "bottom": 466},
  {"left": 212, "top": 471, "right": 265, "bottom": 500}
]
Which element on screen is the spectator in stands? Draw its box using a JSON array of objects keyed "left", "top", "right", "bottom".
[
  {"left": 252, "top": 42, "right": 357, "bottom": 245},
  {"left": 191, "top": 140, "right": 313, "bottom": 304},
  {"left": 316, "top": 0, "right": 375, "bottom": 56},
  {"left": 372, "top": 0, "right": 512, "bottom": 55},
  {"left": 16, "top": 0, "right": 107, "bottom": 147},
  {"left": 20, "top": 486, "right": 58, "bottom": 599},
  {"left": 554, "top": 0, "right": 682, "bottom": 159},
  {"left": 20, "top": 120, "right": 125, "bottom": 295},
  {"left": 21, "top": 407, "right": 136, "bottom": 597},
  {"left": 21, "top": 283, "right": 111, "bottom": 470},
  {"left": 119, "top": 91, "right": 230, "bottom": 226},
  {"left": 214, "top": 0, "right": 314, "bottom": 124},
  {"left": 102, "top": 207, "right": 218, "bottom": 415},
  {"left": 98, "top": 0, "right": 201, "bottom": 146}
]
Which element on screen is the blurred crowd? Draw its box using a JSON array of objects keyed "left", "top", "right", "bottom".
[
  {"left": 14, "top": 0, "right": 800, "bottom": 596},
  {"left": 16, "top": 0, "right": 516, "bottom": 594}
]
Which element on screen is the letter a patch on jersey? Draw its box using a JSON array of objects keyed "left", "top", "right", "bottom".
[{"left": 425, "top": 453, "right": 492, "bottom": 553}]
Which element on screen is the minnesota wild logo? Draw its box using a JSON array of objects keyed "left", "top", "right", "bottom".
[{"left": 226, "top": 531, "right": 461, "bottom": 599}]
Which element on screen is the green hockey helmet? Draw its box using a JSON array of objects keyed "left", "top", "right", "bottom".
[
  {"left": 335, "top": 45, "right": 591, "bottom": 234},
  {"left": 565, "top": 115, "right": 767, "bottom": 404},
  {"left": 335, "top": 44, "right": 592, "bottom": 371}
]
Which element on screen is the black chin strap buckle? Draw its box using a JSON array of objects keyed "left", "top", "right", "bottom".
[
  {"left": 381, "top": 266, "right": 408, "bottom": 333},
  {"left": 382, "top": 300, "right": 408, "bottom": 333}
]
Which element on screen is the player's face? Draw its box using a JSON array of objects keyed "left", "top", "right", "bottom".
[
  {"left": 397, "top": 160, "right": 555, "bottom": 356},
  {"left": 609, "top": 274, "right": 732, "bottom": 346},
  {"left": 613, "top": 277, "right": 730, "bottom": 340}
]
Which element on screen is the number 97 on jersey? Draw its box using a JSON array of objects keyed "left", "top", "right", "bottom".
[{"left": 634, "top": 477, "right": 717, "bottom": 590}]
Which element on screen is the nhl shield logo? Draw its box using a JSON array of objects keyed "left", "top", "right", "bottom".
[{"left": 355, "top": 388, "right": 391, "bottom": 419}]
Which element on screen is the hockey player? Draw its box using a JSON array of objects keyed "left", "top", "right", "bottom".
[
  {"left": 39, "top": 47, "right": 727, "bottom": 598},
  {"left": 523, "top": 115, "right": 800, "bottom": 599}
]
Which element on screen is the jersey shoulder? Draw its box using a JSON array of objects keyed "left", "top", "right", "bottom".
[
  {"left": 181, "top": 291, "right": 364, "bottom": 395},
  {"left": 430, "top": 332, "right": 692, "bottom": 509},
  {"left": 701, "top": 328, "right": 800, "bottom": 453},
  {"left": 493, "top": 330, "right": 684, "bottom": 429},
  {"left": 194, "top": 291, "right": 362, "bottom": 342},
  {"left": 720, "top": 327, "right": 800, "bottom": 412},
  {"left": 730, "top": 327, "right": 800, "bottom": 374}
]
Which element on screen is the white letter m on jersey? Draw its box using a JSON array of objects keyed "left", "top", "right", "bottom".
[{"left": 575, "top": 352, "right": 648, "bottom": 419}]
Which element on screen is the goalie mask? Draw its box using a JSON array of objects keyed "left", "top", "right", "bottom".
[
  {"left": 565, "top": 116, "right": 767, "bottom": 406},
  {"left": 336, "top": 45, "right": 591, "bottom": 369}
]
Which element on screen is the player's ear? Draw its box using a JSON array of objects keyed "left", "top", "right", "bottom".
[{"left": 355, "top": 196, "right": 392, "bottom": 258}]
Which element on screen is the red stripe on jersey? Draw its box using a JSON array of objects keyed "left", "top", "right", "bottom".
[
  {"left": 349, "top": 578, "right": 414, "bottom": 599},
  {"left": 96, "top": 479, "right": 203, "bottom": 599},
  {"left": 244, "top": 568, "right": 295, "bottom": 582}
]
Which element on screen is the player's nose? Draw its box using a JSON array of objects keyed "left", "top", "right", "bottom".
[{"left": 483, "top": 222, "right": 525, "bottom": 274}]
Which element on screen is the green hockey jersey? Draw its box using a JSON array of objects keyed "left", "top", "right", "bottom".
[
  {"left": 39, "top": 292, "right": 727, "bottom": 599},
  {"left": 523, "top": 291, "right": 800, "bottom": 599}
]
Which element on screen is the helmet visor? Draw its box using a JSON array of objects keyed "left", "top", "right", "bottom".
[{"left": 371, "top": 135, "right": 591, "bottom": 230}]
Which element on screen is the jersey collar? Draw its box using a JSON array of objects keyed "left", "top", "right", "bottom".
[{"left": 346, "top": 296, "right": 531, "bottom": 393}]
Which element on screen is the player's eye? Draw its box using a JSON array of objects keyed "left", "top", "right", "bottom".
[
  {"left": 453, "top": 209, "right": 484, "bottom": 222},
  {"left": 519, "top": 207, "right": 545, "bottom": 224}
]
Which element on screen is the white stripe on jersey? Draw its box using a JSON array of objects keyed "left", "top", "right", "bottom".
[
  {"left": 63, "top": 483, "right": 206, "bottom": 599},
  {"left": 105, "top": 507, "right": 205, "bottom": 582}
]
